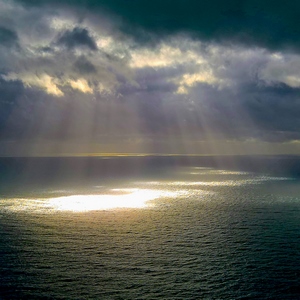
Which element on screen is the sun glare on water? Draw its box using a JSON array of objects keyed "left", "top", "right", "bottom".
[
  {"left": 46, "top": 189, "right": 173, "bottom": 212},
  {"left": 4, "top": 185, "right": 202, "bottom": 213}
]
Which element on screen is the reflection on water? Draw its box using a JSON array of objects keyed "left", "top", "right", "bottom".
[
  {"left": 0, "top": 168, "right": 291, "bottom": 214},
  {"left": 48, "top": 189, "right": 171, "bottom": 212},
  {"left": 138, "top": 176, "right": 289, "bottom": 187},
  {"left": 183, "top": 168, "right": 250, "bottom": 175},
  {"left": 4, "top": 189, "right": 180, "bottom": 213},
  {"left": 1, "top": 161, "right": 300, "bottom": 300}
]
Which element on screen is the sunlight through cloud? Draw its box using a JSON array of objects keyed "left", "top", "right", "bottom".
[{"left": 69, "top": 78, "right": 93, "bottom": 93}]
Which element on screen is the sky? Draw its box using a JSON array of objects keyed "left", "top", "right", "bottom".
[{"left": 1, "top": 0, "right": 300, "bottom": 156}]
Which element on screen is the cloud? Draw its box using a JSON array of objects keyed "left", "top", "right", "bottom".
[
  {"left": 260, "top": 53, "right": 300, "bottom": 88},
  {"left": 4, "top": 73, "right": 64, "bottom": 96},
  {"left": 15, "top": 0, "right": 300, "bottom": 52},
  {"left": 1, "top": 0, "right": 300, "bottom": 151},
  {"left": 174, "top": 70, "right": 228, "bottom": 94},
  {"left": 98, "top": 0, "right": 300, "bottom": 52},
  {"left": 73, "top": 56, "right": 97, "bottom": 74},
  {"left": 0, "top": 78, "right": 34, "bottom": 138},
  {"left": 129, "top": 44, "right": 204, "bottom": 69},
  {"left": 0, "top": 27, "right": 18, "bottom": 47},
  {"left": 68, "top": 78, "right": 93, "bottom": 93},
  {"left": 56, "top": 27, "right": 98, "bottom": 51}
]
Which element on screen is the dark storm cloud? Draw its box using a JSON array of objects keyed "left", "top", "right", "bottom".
[
  {"left": 56, "top": 27, "right": 98, "bottom": 51},
  {"left": 180, "top": 81, "right": 300, "bottom": 142},
  {"left": 242, "top": 84, "right": 300, "bottom": 137},
  {"left": 1, "top": 0, "right": 300, "bottom": 152},
  {"left": 0, "top": 78, "right": 24, "bottom": 137},
  {"left": 39, "top": 46, "right": 53, "bottom": 53},
  {"left": 0, "top": 81, "right": 79, "bottom": 139},
  {"left": 0, "top": 27, "right": 18, "bottom": 47},
  {"left": 117, "top": 49, "right": 300, "bottom": 141},
  {"left": 16, "top": 0, "right": 300, "bottom": 51},
  {"left": 0, "top": 78, "right": 24, "bottom": 105},
  {"left": 73, "top": 56, "right": 97, "bottom": 74}
]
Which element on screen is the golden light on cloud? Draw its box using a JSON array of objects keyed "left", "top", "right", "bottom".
[
  {"left": 96, "top": 36, "right": 113, "bottom": 49},
  {"left": 69, "top": 78, "right": 93, "bottom": 93},
  {"left": 3, "top": 73, "right": 64, "bottom": 96},
  {"left": 130, "top": 44, "right": 204, "bottom": 69},
  {"left": 284, "top": 75, "right": 300, "bottom": 88},
  {"left": 175, "top": 71, "right": 227, "bottom": 94},
  {"left": 49, "top": 17, "right": 77, "bottom": 31},
  {"left": 38, "top": 74, "right": 64, "bottom": 96}
]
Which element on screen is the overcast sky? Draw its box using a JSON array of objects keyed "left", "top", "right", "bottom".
[{"left": 1, "top": 0, "right": 300, "bottom": 155}]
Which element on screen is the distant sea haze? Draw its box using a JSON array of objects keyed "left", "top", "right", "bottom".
[{"left": 0, "top": 155, "right": 300, "bottom": 299}]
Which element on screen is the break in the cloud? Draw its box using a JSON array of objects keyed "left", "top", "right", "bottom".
[{"left": 1, "top": 0, "right": 300, "bottom": 155}]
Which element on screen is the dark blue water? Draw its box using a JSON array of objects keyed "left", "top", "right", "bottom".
[{"left": 0, "top": 156, "right": 300, "bottom": 299}]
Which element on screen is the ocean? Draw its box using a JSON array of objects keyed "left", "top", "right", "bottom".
[{"left": 0, "top": 156, "right": 300, "bottom": 299}]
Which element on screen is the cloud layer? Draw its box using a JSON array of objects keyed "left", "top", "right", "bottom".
[{"left": 1, "top": 0, "right": 300, "bottom": 154}]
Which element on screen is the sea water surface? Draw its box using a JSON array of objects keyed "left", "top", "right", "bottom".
[{"left": 0, "top": 156, "right": 300, "bottom": 299}]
